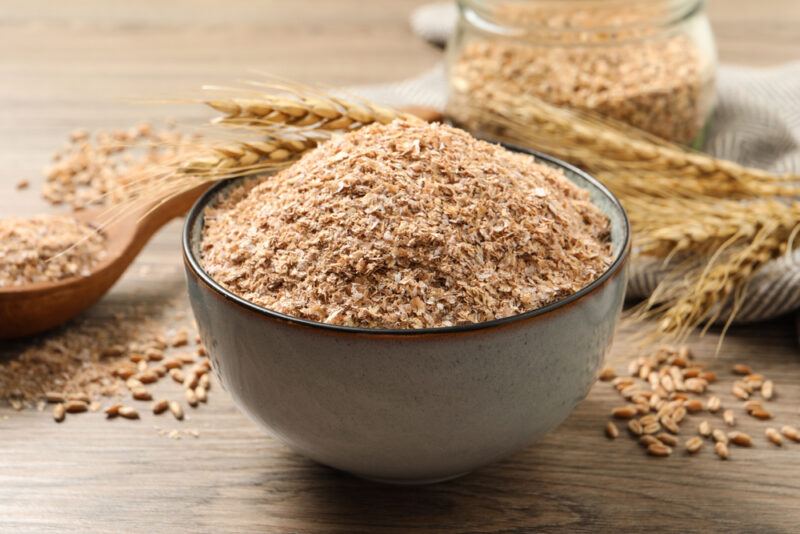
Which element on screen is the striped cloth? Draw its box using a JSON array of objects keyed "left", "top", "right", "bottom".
[{"left": 351, "top": 4, "right": 800, "bottom": 324}]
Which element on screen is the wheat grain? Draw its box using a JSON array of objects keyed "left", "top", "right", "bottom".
[
  {"left": 198, "top": 373, "right": 210, "bottom": 391},
  {"left": 163, "top": 358, "right": 182, "bottom": 370},
  {"left": 731, "top": 384, "right": 750, "bottom": 401},
  {"left": 52, "top": 403, "right": 65, "bottom": 422},
  {"left": 132, "top": 388, "right": 152, "bottom": 401},
  {"left": 761, "top": 380, "right": 774, "bottom": 400},
  {"left": 605, "top": 421, "right": 619, "bottom": 439},
  {"left": 749, "top": 407, "right": 772, "bottom": 420},
  {"left": 169, "top": 369, "right": 184, "bottom": 384},
  {"left": 780, "top": 426, "right": 800, "bottom": 443},
  {"left": 152, "top": 399, "right": 169, "bottom": 415},
  {"left": 145, "top": 348, "right": 164, "bottom": 362},
  {"left": 138, "top": 370, "right": 158, "bottom": 384},
  {"left": 728, "top": 431, "right": 753, "bottom": 447},
  {"left": 660, "top": 415, "right": 679, "bottom": 434},
  {"left": 118, "top": 406, "right": 139, "bottom": 420},
  {"left": 698, "top": 420, "right": 711, "bottom": 437},
  {"left": 185, "top": 388, "right": 198, "bottom": 407},
  {"left": 723, "top": 409, "right": 735, "bottom": 427},
  {"left": 684, "top": 399, "right": 703, "bottom": 413},
  {"left": 126, "top": 378, "right": 143, "bottom": 391},
  {"left": 685, "top": 436, "right": 703, "bottom": 454},
  {"left": 647, "top": 443, "right": 672, "bottom": 457},
  {"left": 656, "top": 433, "right": 678, "bottom": 447},
  {"left": 642, "top": 422, "right": 661, "bottom": 435},
  {"left": 743, "top": 400, "right": 762, "bottom": 414},
  {"left": 169, "top": 401, "right": 184, "bottom": 421},
  {"left": 765, "top": 428, "right": 783, "bottom": 447},
  {"left": 612, "top": 405, "right": 638, "bottom": 419},
  {"left": 64, "top": 400, "right": 88, "bottom": 414},
  {"left": 598, "top": 367, "right": 616, "bottom": 382},
  {"left": 627, "top": 419, "right": 644, "bottom": 436}
]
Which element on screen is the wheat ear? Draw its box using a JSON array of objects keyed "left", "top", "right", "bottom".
[
  {"left": 628, "top": 198, "right": 800, "bottom": 259},
  {"left": 450, "top": 89, "right": 800, "bottom": 190},
  {"left": 650, "top": 221, "right": 796, "bottom": 340},
  {"left": 206, "top": 93, "right": 419, "bottom": 130},
  {"left": 113, "top": 88, "right": 425, "bottom": 218},
  {"left": 178, "top": 138, "right": 315, "bottom": 176}
]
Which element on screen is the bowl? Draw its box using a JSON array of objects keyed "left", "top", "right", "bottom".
[{"left": 182, "top": 147, "right": 630, "bottom": 484}]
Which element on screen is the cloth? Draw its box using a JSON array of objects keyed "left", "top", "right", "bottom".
[{"left": 353, "top": 3, "right": 800, "bottom": 323}]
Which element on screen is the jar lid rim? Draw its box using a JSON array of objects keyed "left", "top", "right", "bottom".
[{"left": 459, "top": 0, "right": 704, "bottom": 35}]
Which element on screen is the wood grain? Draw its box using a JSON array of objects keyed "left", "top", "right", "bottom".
[{"left": 1, "top": 1, "right": 799, "bottom": 532}]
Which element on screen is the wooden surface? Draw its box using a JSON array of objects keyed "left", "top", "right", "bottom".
[{"left": 1, "top": 1, "right": 799, "bottom": 532}]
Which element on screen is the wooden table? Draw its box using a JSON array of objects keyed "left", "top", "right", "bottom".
[{"left": 2, "top": 1, "right": 799, "bottom": 532}]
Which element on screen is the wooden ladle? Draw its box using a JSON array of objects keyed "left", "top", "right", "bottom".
[{"left": 0, "top": 183, "right": 211, "bottom": 340}]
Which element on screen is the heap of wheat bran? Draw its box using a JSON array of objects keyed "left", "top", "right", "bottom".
[
  {"left": 200, "top": 120, "right": 612, "bottom": 329},
  {"left": 0, "top": 215, "right": 107, "bottom": 287}
]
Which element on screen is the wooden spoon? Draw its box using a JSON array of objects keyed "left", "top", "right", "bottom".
[{"left": 0, "top": 183, "right": 211, "bottom": 340}]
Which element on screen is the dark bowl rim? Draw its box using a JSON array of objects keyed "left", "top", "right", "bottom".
[{"left": 182, "top": 144, "right": 631, "bottom": 336}]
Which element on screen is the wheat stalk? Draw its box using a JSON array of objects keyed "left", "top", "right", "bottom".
[
  {"left": 628, "top": 198, "right": 800, "bottom": 258},
  {"left": 646, "top": 221, "right": 796, "bottom": 340},
  {"left": 450, "top": 89, "right": 800, "bottom": 192},
  {"left": 596, "top": 169, "right": 800, "bottom": 201}
]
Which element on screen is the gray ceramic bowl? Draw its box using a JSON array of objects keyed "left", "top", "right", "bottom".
[{"left": 183, "top": 147, "right": 630, "bottom": 484}]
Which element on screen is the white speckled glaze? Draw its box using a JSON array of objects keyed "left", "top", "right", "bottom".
[{"left": 183, "top": 148, "right": 630, "bottom": 484}]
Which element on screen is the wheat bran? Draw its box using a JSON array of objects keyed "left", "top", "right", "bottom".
[
  {"left": 200, "top": 120, "right": 611, "bottom": 329},
  {"left": 0, "top": 215, "right": 107, "bottom": 287},
  {"left": 42, "top": 123, "right": 199, "bottom": 210}
]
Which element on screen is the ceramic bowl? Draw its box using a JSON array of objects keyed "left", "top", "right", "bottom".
[{"left": 182, "top": 148, "right": 630, "bottom": 484}]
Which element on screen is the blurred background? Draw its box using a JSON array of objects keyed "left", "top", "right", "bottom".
[{"left": 2, "top": 0, "right": 797, "bottom": 210}]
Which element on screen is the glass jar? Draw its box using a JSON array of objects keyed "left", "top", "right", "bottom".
[{"left": 446, "top": 0, "right": 717, "bottom": 146}]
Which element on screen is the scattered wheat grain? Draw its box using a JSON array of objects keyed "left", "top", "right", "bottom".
[
  {"left": 765, "top": 428, "right": 783, "bottom": 447},
  {"left": 728, "top": 431, "right": 753, "bottom": 447}
]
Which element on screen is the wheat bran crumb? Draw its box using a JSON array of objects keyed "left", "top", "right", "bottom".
[
  {"left": 200, "top": 120, "right": 612, "bottom": 329},
  {"left": 42, "top": 122, "right": 199, "bottom": 210},
  {"left": 0, "top": 214, "right": 107, "bottom": 287}
]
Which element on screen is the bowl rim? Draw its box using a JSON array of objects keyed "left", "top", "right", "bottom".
[{"left": 182, "top": 145, "right": 630, "bottom": 336}]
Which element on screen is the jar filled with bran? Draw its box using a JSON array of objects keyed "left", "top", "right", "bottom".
[{"left": 446, "top": 0, "right": 717, "bottom": 145}]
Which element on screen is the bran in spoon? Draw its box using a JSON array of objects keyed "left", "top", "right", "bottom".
[
  {"left": 0, "top": 214, "right": 107, "bottom": 287},
  {"left": 200, "top": 120, "right": 612, "bottom": 329}
]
